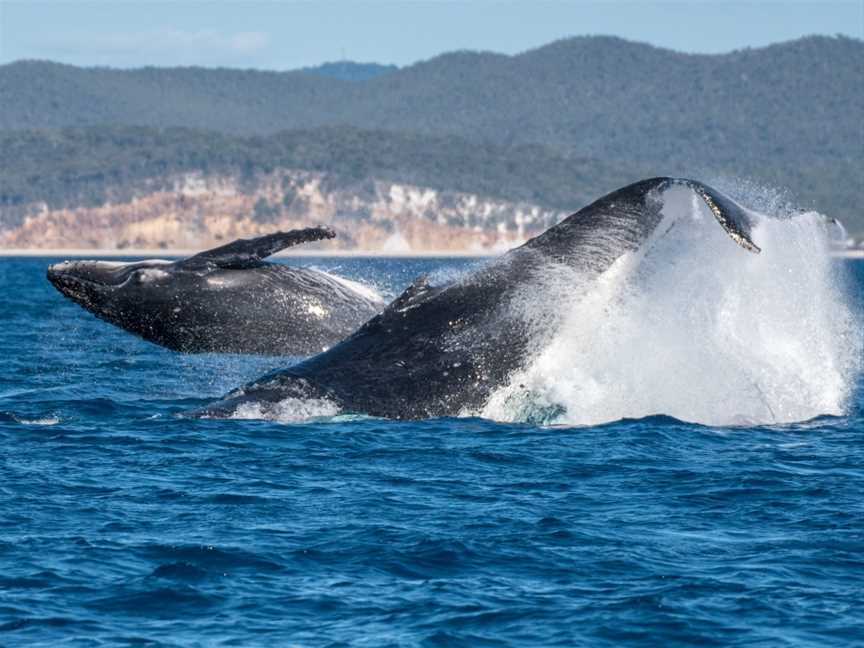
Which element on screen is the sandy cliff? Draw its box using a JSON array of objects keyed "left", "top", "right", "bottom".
[{"left": 1, "top": 170, "right": 566, "bottom": 253}]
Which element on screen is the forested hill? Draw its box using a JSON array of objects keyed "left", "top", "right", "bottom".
[
  {"left": 2, "top": 35, "right": 859, "bottom": 160},
  {"left": 1, "top": 35, "right": 861, "bottom": 230},
  {"left": 0, "top": 125, "right": 649, "bottom": 220},
  {"left": 0, "top": 126, "right": 651, "bottom": 251}
]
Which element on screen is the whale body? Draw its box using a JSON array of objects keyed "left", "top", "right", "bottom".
[
  {"left": 47, "top": 228, "right": 384, "bottom": 355},
  {"left": 194, "top": 178, "right": 761, "bottom": 418}
]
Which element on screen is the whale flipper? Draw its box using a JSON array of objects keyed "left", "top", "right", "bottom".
[{"left": 182, "top": 227, "right": 337, "bottom": 269}]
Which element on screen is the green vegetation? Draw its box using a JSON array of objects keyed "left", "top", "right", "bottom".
[
  {"left": 0, "top": 125, "right": 654, "bottom": 229},
  {"left": 0, "top": 35, "right": 861, "bottom": 230}
]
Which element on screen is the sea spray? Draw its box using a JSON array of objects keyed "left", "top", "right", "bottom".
[
  {"left": 483, "top": 186, "right": 862, "bottom": 426},
  {"left": 229, "top": 398, "right": 341, "bottom": 422}
]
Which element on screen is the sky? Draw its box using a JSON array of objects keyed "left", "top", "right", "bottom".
[{"left": 0, "top": 0, "right": 861, "bottom": 69}]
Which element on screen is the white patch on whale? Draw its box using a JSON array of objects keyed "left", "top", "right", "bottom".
[{"left": 138, "top": 268, "right": 171, "bottom": 282}]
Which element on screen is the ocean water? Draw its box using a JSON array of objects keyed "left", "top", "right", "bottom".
[{"left": 1, "top": 252, "right": 863, "bottom": 647}]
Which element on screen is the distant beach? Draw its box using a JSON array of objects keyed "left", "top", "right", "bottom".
[
  {"left": 0, "top": 247, "right": 497, "bottom": 258},
  {"left": 1, "top": 247, "right": 859, "bottom": 259}
]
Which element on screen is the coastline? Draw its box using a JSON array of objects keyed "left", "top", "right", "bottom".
[
  {"left": 0, "top": 248, "right": 498, "bottom": 258},
  {"left": 1, "top": 247, "right": 861, "bottom": 259}
]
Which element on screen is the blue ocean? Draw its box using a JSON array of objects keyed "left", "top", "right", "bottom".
[{"left": 1, "top": 253, "right": 863, "bottom": 647}]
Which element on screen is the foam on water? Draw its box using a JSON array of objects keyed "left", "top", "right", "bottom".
[
  {"left": 12, "top": 415, "right": 61, "bottom": 426},
  {"left": 229, "top": 397, "right": 341, "bottom": 423},
  {"left": 484, "top": 186, "right": 862, "bottom": 426}
]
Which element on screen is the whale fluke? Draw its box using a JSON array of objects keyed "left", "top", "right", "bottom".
[
  {"left": 522, "top": 177, "right": 759, "bottom": 270},
  {"left": 182, "top": 226, "right": 337, "bottom": 269},
  {"left": 675, "top": 179, "right": 760, "bottom": 253}
]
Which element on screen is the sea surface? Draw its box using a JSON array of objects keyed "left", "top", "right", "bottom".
[{"left": 1, "top": 255, "right": 863, "bottom": 647}]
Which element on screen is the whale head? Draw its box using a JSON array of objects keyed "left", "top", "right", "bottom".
[
  {"left": 48, "top": 259, "right": 174, "bottom": 304},
  {"left": 44, "top": 227, "right": 350, "bottom": 353},
  {"left": 46, "top": 256, "right": 282, "bottom": 352},
  {"left": 47, "top": 258, "right": 185, "bottom": 333}
]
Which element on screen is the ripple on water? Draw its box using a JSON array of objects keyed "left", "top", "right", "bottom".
[{"left": 0, "top": 256, "right": 862, "bottom": 646}]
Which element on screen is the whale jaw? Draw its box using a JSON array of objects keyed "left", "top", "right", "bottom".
[{"left": 47, "top": 261, "right": 114, "bottom": 310}]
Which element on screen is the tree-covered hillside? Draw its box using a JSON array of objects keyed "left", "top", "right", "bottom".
[
  {"left": 0, "top": 125, "right": 652, "bottom": 228},
  {"left": 1, "top": 36, "right": 861, "bottom": 229},
  {"left": 2, "top": 36, "right": 858, "bottom": 159}
]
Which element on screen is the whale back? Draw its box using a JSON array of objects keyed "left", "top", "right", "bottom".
[{"left": 198, "top": 178, "right": 760, "bottom": 419}]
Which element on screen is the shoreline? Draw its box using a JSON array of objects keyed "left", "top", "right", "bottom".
[
  {"left": 0, "top": 248, "right": 498, "bottom": 259},
  {"left": 1, "top": 247, "right": 862, "bottom": 259}
]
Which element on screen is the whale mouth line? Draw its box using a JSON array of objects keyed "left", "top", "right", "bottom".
[{"left": 49, "top": 269, "right": 107, "bottom": 286}]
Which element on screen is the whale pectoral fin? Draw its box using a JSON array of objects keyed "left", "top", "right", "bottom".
[
  {"left": 674, "top": 179, "right": 761, "bottom": 254},
  {"left": 181, "top": 227, "right": 337, "bottom": 269}
]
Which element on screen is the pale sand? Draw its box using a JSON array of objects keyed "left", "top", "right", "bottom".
[
  {"left": 1, "top": 247, "right": 860, "bottom": 259},
  {"left": 0, "top": 248, "right": 497, "bottom": 258}
]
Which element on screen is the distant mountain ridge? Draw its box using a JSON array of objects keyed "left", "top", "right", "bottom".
[
  {"left": 2, "top": 35, "right": 858, "bottom": 149},
  {"left": 0, "top": 35, "right": 861, "bottom": 231}
]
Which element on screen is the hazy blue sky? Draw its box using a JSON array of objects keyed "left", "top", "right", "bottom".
[{"left": 1, "top": 0, "right": 861, "bottom": 69}]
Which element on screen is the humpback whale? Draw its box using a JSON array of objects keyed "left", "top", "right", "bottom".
[
  {"left": 47, "top": 228, "right": 384, "bottom": 355},
  {"left": 194, "top": 178, "right": 761, "bottom": 419}
]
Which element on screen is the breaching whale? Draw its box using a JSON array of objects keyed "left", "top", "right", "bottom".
[
  {"left": 47, "top": 228, "right": 384, "bottom": 355},
  {"left": 193, "top": 178, "right": 761, "bottom": 419}
]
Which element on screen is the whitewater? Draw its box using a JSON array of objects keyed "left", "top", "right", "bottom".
[
  {"left": 485, "top": 183, "right": 862, "bottom": 426},
  {"left": 214, "top": 180, "right": 862, "bottom": 426}
]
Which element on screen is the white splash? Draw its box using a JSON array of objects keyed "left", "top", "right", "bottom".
[
  {"left": 483, "top": 187, "right": 862, "bottom": 426},
  {"left": 319, "top": 271, "right": 385, "bottom": 304},
  {"left": 14, "top": 415, "right": 61, "bottom": 426},
  {"left": 230, "top": 398, "right": 341, "bottom": 423}
]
